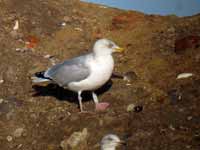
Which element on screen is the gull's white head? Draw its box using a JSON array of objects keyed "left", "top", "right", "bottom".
[
  {"left": 100, "top": 134, "right": 125, "bottom": 150},
  {"left": 93, "top": 39, "right": 124, "bottom": 56}
]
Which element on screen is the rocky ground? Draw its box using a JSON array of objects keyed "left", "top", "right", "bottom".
[{"left": 0, "top": 0, "right": 200, "bottom": 150}]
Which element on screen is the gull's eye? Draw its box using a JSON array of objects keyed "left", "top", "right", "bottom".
[
  {"left": 106, "top": 137, "right": 114, "bottom": 142},
  {"left": 108, "top": 43, "right": 114, "bottom": 48}
]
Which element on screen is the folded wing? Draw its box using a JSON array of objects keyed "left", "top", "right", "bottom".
[{"left": 44, "top": 55, "right": 91, "bottom": 87}]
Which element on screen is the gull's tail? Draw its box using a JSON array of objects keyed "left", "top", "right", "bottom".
[{"left": 31, "top": 71, "right": 51, "bottom": 83}]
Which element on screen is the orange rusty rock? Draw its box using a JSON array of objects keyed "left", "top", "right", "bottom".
[
  {"left": 25, "top": 35, "right": 39, "bottom": 49},
  {"left": 111, "top": 12, "right": 143, "bottom": 30}
]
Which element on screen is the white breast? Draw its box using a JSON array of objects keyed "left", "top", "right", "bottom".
[{"left": 68, "top": 55, "right": 114, "bottom": 92}]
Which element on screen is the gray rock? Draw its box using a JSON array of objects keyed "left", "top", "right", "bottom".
[
  {"left": 60, "top": 128, "right": 88, "bottom": 150},
  {"left": 13, "top": 128, "right": 24, "bottom": 138},
  {"left": 123, "top": 71, "right": 138, "bottom": 82},
  {"left": 126, "top": 104, "right": 135, "bottom": 112},
  {"left": 0, "top": 98, "right": 4, "bottom": 104},
  {"left": 0, "top": 79, "right": 4, "bottom": 84},
  {"left": 6, "top": 136, "right": 13, "bottom": 142}
]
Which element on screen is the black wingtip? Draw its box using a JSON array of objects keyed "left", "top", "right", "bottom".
[
  {"left": 35, "top": 71, "right": 46, "bottom": 78},
  {"left": 34, "top": 71, "right": 52, "bottom": 80}
]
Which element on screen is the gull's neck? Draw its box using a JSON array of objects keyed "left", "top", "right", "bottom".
[
  {"left": 93, "top": 46, "right": 113, "bottom": 58},
  {"left": 93, "top": 52, "right": 113, "bottom": 58}
]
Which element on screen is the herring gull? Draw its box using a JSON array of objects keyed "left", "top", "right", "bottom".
[
  {"left": 101, "top": 134, "right": 125, "bottom": 150},
  {"left": 32, "top": 39, "right": 124, "bottom": 112}
]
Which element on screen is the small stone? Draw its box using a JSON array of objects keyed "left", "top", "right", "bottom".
[
  {"left": 60, "top": 128, "right": 88, "bottom": 150},
  {"left": 61, "top": 22, "right": 66, "bottom": 26},
  {"left": 123, "top": 71, "right": 137, "bottom": 82},
  {"left": 134, "top": 105, "right": 143, "bottom": 113},
  {"left": 13, "top": 128, "right": 24, "bottom": 138},
  {"left": 99, "top": 119, "right": 104, "bottom": 126},
  {"left": 0, "top": 79, "right": 4, "bottom": 83},
  {"left": 74, "top": 27, "right": 83, "bottom": 31},
  {"left": 6, "top": 111, "right": 14, "bottom": 120},
  {"left": 176, "top": 73, "right": 193, "bottom": 79},
  {"left": 0, "top": 98, "right": 4, "bottom": 104},
  {"left": 169, "top": 124, "right": 176, "bottom": 131},
  {"left": 7, "top": 136, "right": 13, "bottom": 142},
  {"left": 13, "top": 20, "right": 19, "bottom": 30},
  {"left": 186, "top": 145, "right": 191, "bottom": 149},
  {"left": 16, "top": 48, "right": 26, "bottom": 53},
  {"left": 187, "top": 116, "right": 193, "bottom": 121},
  {"left": 126, "top": 104, "right": 135, "bottom": 112},
  {"left": 17, "top": 144, "right": 23, "bottom": 149},
  {"left": 63, "top": 16, "right": 72, "bottom": 22},
  {"left": 16, "top": 48, "right": 21, "bottom": 52},
  {"left": 44, "top": 54, "right": 53, "bottom": 59}
]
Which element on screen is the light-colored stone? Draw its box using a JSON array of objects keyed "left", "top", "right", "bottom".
[
  {"left": 126, "top": 104, "right": 135, "bottom": 112},
  {"left": 7, "top": 136, "right": 13, "bottom": 142},
  {"left": 0, "top": 98, "right": 4, "bottom": 104},
  {"left": 60, "top": 128, "right": 88, "bottom": 150},
  {"left": 0, "top": 79, "right": 4, "bottom": 84},
  {"left": 13, "top": 128, "right": 24, "bottom": 138}
]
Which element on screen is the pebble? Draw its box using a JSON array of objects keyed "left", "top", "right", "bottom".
[
  {"left": 13, "top": 20, "right": 19, "bottom": 30},
  {"left": 0, "top": 98, "right": 4, "bottom": 104},
  {"left": 17, "top": 144, "right": 23, "bottom": 149},
  {"left": 187, "top": 116, "right": 193, "bottom": 121},
  {"left": 176, "top": 73, "right": 193, "bottom": 79},
  {"left": 134, "top": 105, "right": 143, "bottom": 113},
  {"left": 61, "top": 22, "right": 66, "bottom": 26},
  {"left": 0, "top": 79, "right": 4, "bottom": 84},
  {"left": 13, "top": 128, "right": 24, "bottom": 138},
  {"left": 16, "top": 48, "right": 27, "bottom": 53},
  {"left": 44, "top": 54, "right": 53, "bottom": 59},
  {"left": 60, "top": 128, "right": 88, "bottom": 150},
  {"left": 6, "top": 136, "right": 13, "bottom": 142},
  {"left": 126, "top": 104, "right": 135, "bottom": 112},
  {"left": 123, "top": 71, "right": 137, "bottom": 82},
  {"left": 63, "top": 16, "right": 72, "bottom": 22},
  {"left": 169, "top": 124, "right": 176, "bottom": 131},
  {"left": 186, "top": 145, "right": 191, "bottom": 149},
  {"left": 74, "top": 27, "right": 83, "bottom": 32}
]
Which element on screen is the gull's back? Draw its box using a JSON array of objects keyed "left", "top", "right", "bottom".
[{"left": 44, "top": 53, "right": 92, "bottom": 87}]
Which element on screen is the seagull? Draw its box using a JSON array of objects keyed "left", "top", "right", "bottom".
[
  {"left": 32, "top": 39, "right": 124, "bottom": 112},
  {"left": 101, "top": 134, "right": 125, "bottom": 150}
]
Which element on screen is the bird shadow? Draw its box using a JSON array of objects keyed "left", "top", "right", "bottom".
[{"left": 32, "top": 79, "right": 113, "bottom": 105}]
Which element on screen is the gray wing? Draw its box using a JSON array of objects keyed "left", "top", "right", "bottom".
[{"left": 44, "top": 54, "right": 91, "bottom": 86}]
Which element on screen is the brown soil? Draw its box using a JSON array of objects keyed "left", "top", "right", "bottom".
[{"left": 0, "top": 0, "right": 200, "bottom": 149}]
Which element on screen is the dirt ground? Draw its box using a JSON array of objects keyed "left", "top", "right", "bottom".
[{"left": 0, "top": 0, "right": 200, "bottom": 150}]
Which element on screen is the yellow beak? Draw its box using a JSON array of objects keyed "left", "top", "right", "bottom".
[{"left": 114, "top": 47, "right": 124, "bottom": 53}]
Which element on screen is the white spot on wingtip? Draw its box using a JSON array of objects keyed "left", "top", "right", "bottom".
[{"left": 176, "top": 73, "right": 193, "bottom": 79}]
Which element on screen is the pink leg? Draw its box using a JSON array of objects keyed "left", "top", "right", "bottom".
[
  {"left": 95, "top": 102, "right": 110, "bottom": 111},
  {"left": 92, "top": 92, "right": 110, "bottom": 111}
]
